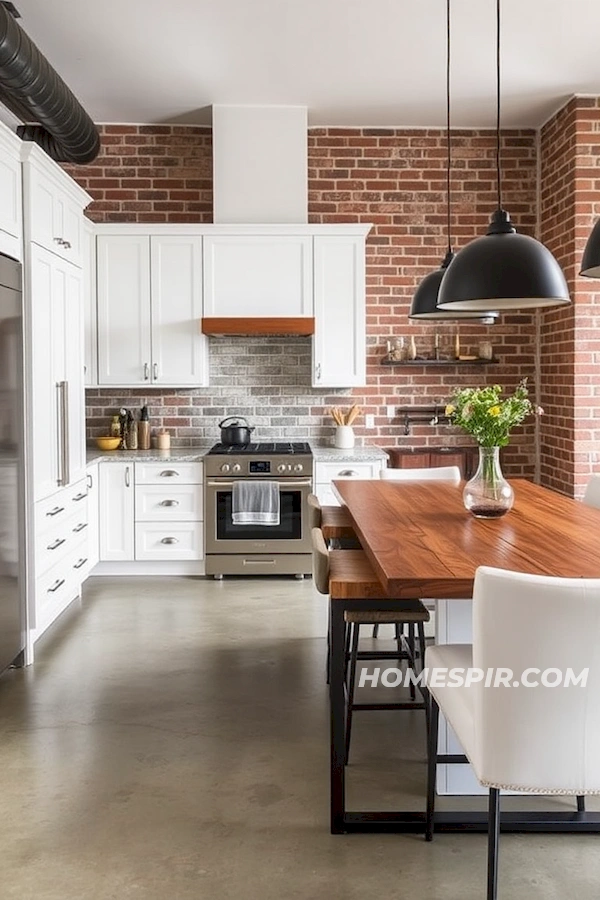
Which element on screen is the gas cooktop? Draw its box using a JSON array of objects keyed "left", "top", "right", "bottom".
[{"left": 208, "top": 442, "right": 312, "bottom": 456}]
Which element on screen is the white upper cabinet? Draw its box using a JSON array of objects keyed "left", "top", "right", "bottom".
[
  {"left": 0, "top": 124, "right": 22, "bottom": 260},
  {"left": 96, "top": 229, "right": 208, "bottom": 387},
  {"left": 203, "top": 233, "right": 312, "bottom": 318},
  {"left": 21, "top": 143, "right": 86, "bottom": 265},
  {"left": 97, "top": 234, "right": 152, "bottom": 386},
  {"left": 150, "top": 235, "right": 207, "bottom": 385},
  {"left": 312, "top": 231, "right": 368, "bottom": 388},
  {"left": 82, "top": 218, "right": 97, "bottom": 387}
]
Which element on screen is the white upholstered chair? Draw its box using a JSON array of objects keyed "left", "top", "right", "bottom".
[
  {"left": 380, "top": 464, "right": 461, "bottom": 484},
  {"left": 583, "top": 473, "right": 600, "bottom": 510},
  {"left": 425, "top": 566, "right": 600, "bottom": 900}
]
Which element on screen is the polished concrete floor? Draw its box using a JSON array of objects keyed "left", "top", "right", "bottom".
[{"left": 1, "top": 576, "right": 599, "bottom": 899}]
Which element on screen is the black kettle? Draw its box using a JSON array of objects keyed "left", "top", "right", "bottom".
[{"left": 218, "top": 416, "right": 255, "bottom": 446}]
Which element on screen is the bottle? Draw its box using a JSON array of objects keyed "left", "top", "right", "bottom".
[
  {"left": 127, "top": 410, "right": 138, "bottom": 450},
  {"left": 138, "top": 405, "right": 151, "bottom": 450},
  {"left": 110, "top": 415, "right": 121, "bottom": 438}
]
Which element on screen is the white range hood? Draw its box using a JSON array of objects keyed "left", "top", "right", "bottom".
[{"left": 212, "top": 104, "right": 308, "bottom": 224}]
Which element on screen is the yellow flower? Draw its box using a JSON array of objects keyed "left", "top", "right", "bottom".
[
  {"left": 488, "top": 406, "right": 501, "bottom": 417},
  {"left": 445, "top": 404, "right": 455, "bottom": 416}
]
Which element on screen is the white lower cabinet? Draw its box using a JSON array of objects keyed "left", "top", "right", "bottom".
[
  {"left": 97, "top": 460, "right": 204, "bottom": 569},
  {"left": 31, "top": 477, "right": 89, "bottom": 640},
  {"left": 314, "top": 459, "right": 385, "bottom": 506},
  {"left": 98, "top": 462, "right": 134, "bottom": 561}
]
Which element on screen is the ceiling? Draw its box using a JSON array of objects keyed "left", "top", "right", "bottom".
[{"left": 11, "top": 0, "right": 600, "bottom": 129}]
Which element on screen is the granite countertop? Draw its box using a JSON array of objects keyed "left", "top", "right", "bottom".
[
  {"left": 86, "top": 446, "right": 212, "bottom": 465},
  {"left": 87, "top": 441, "right": 389, "bottom": 466},
  {"left": 310, "top": 443, "right": 389, "bottom": 462}
]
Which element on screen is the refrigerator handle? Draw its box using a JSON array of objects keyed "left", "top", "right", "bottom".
[{"left": 61, "top": 381, "right": 70, "bottom": 486}]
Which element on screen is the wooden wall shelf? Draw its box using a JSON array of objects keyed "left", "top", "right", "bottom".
[{"left": 381, "top": 357, "right": 498, "bottom": 366}]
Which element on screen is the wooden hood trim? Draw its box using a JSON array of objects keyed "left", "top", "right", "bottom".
[{"left": 201, "top": 317, "right": 315, "bottom": 336}]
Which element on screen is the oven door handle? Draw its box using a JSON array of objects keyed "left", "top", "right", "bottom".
[{"left": 206, "top": 480, "right": 313, "bottom": 489}]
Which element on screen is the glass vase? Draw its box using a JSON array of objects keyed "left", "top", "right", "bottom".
[{"left": 463, "top": 446, "right": 514, "bottom": 518}]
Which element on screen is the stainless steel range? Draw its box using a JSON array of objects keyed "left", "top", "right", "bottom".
[{"left": 204, "top": 441, "right": 313, "bottom": 578}]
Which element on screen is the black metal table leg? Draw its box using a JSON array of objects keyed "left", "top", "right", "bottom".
[{"left": 330, "top": 600, "right": 347, "bottom": 833}]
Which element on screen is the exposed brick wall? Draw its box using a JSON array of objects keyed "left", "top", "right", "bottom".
[
  {"left": 539, "top": 100, "right": 577, "bottom": 494},
  {"left": 76, "top": 125, "right": 538, "bottom": 474},
  {"left": 63, "top": 124, "right": 213, "bottom": 223},
  {"left": 540, "top": 98, "right": 600, "bottom": 497}
]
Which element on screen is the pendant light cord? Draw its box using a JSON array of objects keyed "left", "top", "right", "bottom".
[
  {"left": 496, "top": 0, "right": 502, "bottom": 211},
  {"left": 446, "top": 0, "right": 452, "bottom": 255}
]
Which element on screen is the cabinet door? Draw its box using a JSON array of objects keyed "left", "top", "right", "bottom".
[
  {"left": 98, "top": 463, "right": 134, "bottom": 561},
  {"left": 82, "top": 218, "right": 97, "bottom": 386},
  {"left": 64, "top": 263, "right": 86, "bottom": 486},
  {"left": 97, "top": 235, "right": 152, "bottom": 385},
  {"left": 86, "top": 464, "right": 99, "bottom": 570},
  {"left": 388, "top": 450, "right": 431, "bottom": 469},
  {"left": 203, "top": 234, "right": 312, "bottom": 317},
  {"left": 313, "top": 235, "right": 366, "bottom": 387},
  {"left": 150, "top": 235, "right": 208, "bottom": 386},
  {"left": 0, "top": 133, "right": 22, "bottom": 253},
  {"left": 29, "top": 245, "right": 66, "bottom": 501}
]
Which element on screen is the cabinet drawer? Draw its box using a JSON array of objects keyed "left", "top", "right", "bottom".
[
  {"left": 315, "top": 461, "right": 381, "bottom": 482},
  {"left": 35, "top": 554, "right": 80, "bottom": 634},
  {"left": 134, "top": 462, "right": 202, "bottom": 485},
  {"left": 35, "top": 509, "right": 89, "bottom": 576},
  {"left": 35, "top": 479, "right": 88, "bottom": 535},
  {"left": 134, "top": 522, "right": 203, "bottom": 561},
  {"left": 135, "top": 483, "right": 203, "bottom": 521}
]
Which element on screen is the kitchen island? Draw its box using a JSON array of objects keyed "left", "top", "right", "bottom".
[{"left": 329, "top": 477, "right": 600, "bottom": 832}]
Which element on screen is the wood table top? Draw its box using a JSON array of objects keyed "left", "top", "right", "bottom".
[{"left": 332, "top": 478, "right": 600, "bottom": 598}]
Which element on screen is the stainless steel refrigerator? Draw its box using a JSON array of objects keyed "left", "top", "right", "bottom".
[{"left": 0, "top": 253, "right": 25, "bottom": 673}]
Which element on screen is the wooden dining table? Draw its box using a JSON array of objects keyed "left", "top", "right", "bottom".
[{"left": 329, "top": 477, "right": 600, "bottom": 835}]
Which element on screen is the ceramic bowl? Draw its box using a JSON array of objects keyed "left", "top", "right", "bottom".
[{"left": 95, "top": 436, "right": 121, "bottom": 451}]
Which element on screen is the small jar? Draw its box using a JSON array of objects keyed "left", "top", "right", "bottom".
[
  {"left": 156, "top": 430, "right": 171, "bottom": 450},
  {"left": 478, "top": 340, "right": 493, "bottom": 360}
]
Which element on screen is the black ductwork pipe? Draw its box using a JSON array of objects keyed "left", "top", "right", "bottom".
[{"left": 0, "top": 4, "right": 100, "bottom": 163}]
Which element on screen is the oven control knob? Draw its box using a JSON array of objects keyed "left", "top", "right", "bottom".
[
  {"left": 220, "top": 463, "right": 230, "bottom": 473},
  {"left": 294, "top": 463, "right": 303, "bottom": 472},
  {"left": 232, "top": 464, "right": 241, "bottom": 473},
  {"left": 277, "top": 464, "right": 287, "bottom": 473}
]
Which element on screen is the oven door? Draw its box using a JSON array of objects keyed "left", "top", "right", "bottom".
[{"left": 205, "top": 478, "right": 312, "bottom": 555}]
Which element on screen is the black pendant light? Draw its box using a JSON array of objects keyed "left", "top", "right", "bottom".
[
  {"left": 409, "top": 0, "right": 498, "bottom": 323},
  {"left": 580, "top": 220, "right": 600, "bottom": 277},
  {"left": 436, "top": 0, "right": 570, "bottom": 312}
]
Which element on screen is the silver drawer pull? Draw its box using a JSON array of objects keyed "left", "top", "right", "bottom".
[
  {"left": 47, "top": 537, "right": 66, "bottom": 551},
  {"left": 46, "top": 506, "right": 65, "bottom": 517},
  {"left": 73, "top": 522, "right": 88, "bottom": 533},
  {"left": 160, "top": 499, "right": 179, "bottom": 507},
  {"left": 338, "top": 470, "right": 359, "bottom": 477},
  {"left": 73, "top": 557, "right": 88, "bottom": 570},
  {"left": 161, "top": 537, "right": 179, "bottom": 544},
  {"left": 72, "top": 492, "right": 87, "bottom": 502},
  {"left": 160, "top": 470, "right": 179, "bottom": 477},
  {"left": 48, "top": 578, "right": 65, "bottom": 593}
]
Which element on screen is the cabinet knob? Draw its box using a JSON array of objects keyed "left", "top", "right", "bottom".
[
  {"left": 160, "top": 499, "right": 179, "bottom": 507},
  {"left": 160, "top": 470, "right": 179, "bottom": 477},
  {"left": 338, "top": 469, "right": 359, "bottom": 477},
  {"left": 161, "top": 537, "right": 179, "bottom": 544}
]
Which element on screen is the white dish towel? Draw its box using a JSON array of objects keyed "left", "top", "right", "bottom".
[{"left": 232, "top": 480, "right": 280, "bottom": 526}]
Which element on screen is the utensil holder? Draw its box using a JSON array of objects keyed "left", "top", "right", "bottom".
[{"left": 334, "top": 426, "right": 355, "bottom": 449}]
